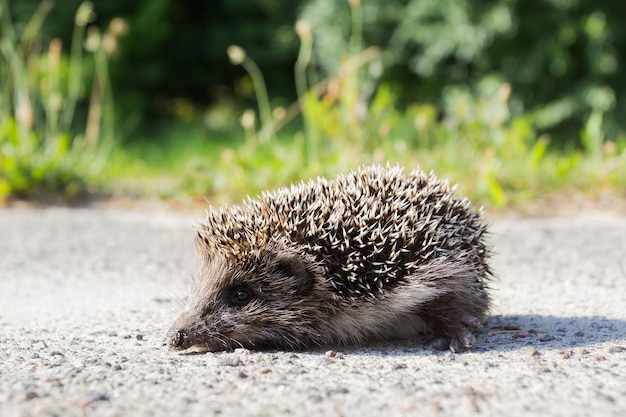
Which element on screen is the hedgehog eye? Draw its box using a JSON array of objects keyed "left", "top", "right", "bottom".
[{"left": 229, "top": 286, "right": 255, "bottom": 307}]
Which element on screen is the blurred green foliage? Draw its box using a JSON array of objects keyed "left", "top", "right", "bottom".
[
  {"left": 152, "top": 0, "right": 622, "bottom": 207},
  {"left": 0, "top": 0, "right": 115, "bottom": 202},
  {"left": 6, "top": 0, "right": 626, "bottom": 142},
  {"left": 304, "top": 0, "right": 625, "bottom": 143},
  {"left": 212, "top": 37, "right": 625, "bottom": 206},
  {"left": 1, "top": 0, "right": 625, "bottom": 206},
  {"left": 7, "top": 0, "right": 302, "bottom": 134}
]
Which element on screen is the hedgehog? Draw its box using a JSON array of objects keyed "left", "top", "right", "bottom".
[{"left": 166, "top": 164, "right": 492, "bottom": 353}]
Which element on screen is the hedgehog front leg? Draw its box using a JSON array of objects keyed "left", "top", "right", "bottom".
[{"left": 419, "top": 292, "right": 487, "bottom": 353}]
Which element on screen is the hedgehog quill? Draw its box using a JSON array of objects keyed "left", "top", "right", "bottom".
[{"left": 166, "top": 165, "right": 492, "bottom": 353}]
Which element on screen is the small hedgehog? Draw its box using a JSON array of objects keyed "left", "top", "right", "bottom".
[{"left": 167, "top": 165, "right": 492, "bottom": 353}]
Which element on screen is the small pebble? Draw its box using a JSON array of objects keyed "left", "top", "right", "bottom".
[
  {"left": 327, "top": 387, "right": 349, "bottom": 395},
  {"left": 219, "top": 358, "right": 244, "bottom": 367},
  {"left": 86, "top": 392, "right": 110, "bottom": 402},
  {"left": 25, "top": 391, "right": 39, "bottom": 400}
]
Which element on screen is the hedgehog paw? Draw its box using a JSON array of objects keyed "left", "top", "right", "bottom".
[{"left": 430, "top": 315, "right": 482, "bottom": 353}]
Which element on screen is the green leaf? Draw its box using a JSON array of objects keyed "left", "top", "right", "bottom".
[{"left": 581, "top": 111, "right": 603, "bottom": 156}]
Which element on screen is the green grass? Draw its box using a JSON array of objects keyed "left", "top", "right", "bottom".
[
  {"left": 106, "top": 123, "right": 228, "bottom": 198},
  {"left": 104, "top": 114, "right": 625, "bottom": 211}
]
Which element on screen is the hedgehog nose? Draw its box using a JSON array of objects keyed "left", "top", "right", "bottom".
[{"left": 166, "top": 327, "right": 190, "bottom": 350}]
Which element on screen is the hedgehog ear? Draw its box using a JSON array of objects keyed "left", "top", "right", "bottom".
[{"left": 272, "top": 254, "right": 314, "bottom": 295}]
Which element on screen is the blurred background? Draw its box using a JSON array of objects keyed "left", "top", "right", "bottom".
[{"left": 1, "top": 0, "right": 624, "bottom": 209}]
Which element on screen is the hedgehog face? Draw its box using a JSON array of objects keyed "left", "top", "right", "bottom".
[{"left": 166, "top": 242, "right": 328, "bottom": 352}]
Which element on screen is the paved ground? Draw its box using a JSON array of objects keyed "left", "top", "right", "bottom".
[{"left": 0, "top": 206, "right": 625, "bottom": 417}]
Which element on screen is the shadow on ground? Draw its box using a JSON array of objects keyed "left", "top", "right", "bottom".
[
  {"left": 481, "top": 314, "right": 626, "bottom": 351},
  {"left": 281, "top": 314, "right": 626, "bottom": 357}
]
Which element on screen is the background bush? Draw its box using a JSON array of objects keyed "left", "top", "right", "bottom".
[
  {"left": 6, "top": 0, "right": 625, "bottom": 143},
  {"left": 2, "top": 0, "right": 624, "bottom": 206},
  {"left": 304, "top": 0, "right": 625, "bottom": 144},
  {"left": 8, "top": 0, "right": 302, "bottom": 134}
]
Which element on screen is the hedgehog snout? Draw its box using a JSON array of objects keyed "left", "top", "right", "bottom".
[{"left": 166, "top": 327, "right": 190, "bottom": 350}]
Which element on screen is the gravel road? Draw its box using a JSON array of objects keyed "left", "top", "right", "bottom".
[{"left": 1, "top": 206, "right": 625, "bottom": 417}]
